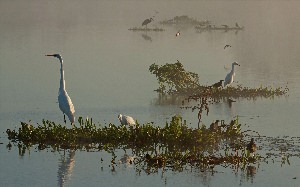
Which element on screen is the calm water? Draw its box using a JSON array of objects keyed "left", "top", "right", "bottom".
[{"left": 1, "top": 0, "right": 300, "bottom": 186}]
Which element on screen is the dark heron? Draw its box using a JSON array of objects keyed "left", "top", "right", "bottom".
[
  {"left": 247, "top": 138, "right": 257, "bottom": 156},
  {"left": 211, "top": 80, "right": 224, "bottom": 88},
  {"left": 142, "top": 18, "right": 154, "bottom": 28}
]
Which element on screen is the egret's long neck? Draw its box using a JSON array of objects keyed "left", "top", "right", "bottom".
[
  {"left": 231, "top": 64, "right": 235, "bottom": 73},
  {"left": 59, "top": 58, "right": 65, "bottom": 90}
]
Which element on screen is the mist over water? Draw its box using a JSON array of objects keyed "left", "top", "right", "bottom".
[{"left": 0, "top": 1, "right": 300, "bottom": 186}]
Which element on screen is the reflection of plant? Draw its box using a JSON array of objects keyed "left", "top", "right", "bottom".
[{"left": 149, "top": 61, "right": 201, "bottom": 94}]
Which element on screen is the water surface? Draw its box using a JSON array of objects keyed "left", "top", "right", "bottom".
[{"left": 1, "top": 0, "right": 300, "bottom": 186}]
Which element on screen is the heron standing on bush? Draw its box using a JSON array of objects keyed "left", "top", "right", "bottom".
[{"left": 46, "top": 54, "right": 75, "bottom": 125}]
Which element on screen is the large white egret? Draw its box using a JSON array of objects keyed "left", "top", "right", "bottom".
[
  {"left": 46, "top": 54, "right": 75, "bottom": 124},
  {"left": 118, "top": 114, "right": 136, "bottom": 126},
  {"left": 224, "top": 62, "right": 240, "bottom": 87}
]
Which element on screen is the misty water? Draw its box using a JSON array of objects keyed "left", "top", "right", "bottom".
[{"left": 1, "top": 0, "right": 300, "bottom": 186}]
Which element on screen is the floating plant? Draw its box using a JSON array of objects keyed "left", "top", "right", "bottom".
[
  {"left": 6, "top": 116, "right": 300, "bottom": 174},
  {"left": 159, "top": 15, "right": 210, "bottom": 27},
  {"left": 149, "top": 60, "right": 289, "bottom": 98},
  {"left": 6, "top": 116, "right": 256, "bottom": 165},
  {"left": 128, "top": 27, "right": 164, "bottom": 32}
]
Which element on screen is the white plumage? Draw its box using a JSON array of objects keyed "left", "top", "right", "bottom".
[
  {"left": 46, "top": 54, "right": 75, "bottom": 124},
  {"left": 224, "top": 62, "right": 240, "bottom": 87},
  {"left": 118, "top": 114, "right": 136, "bottom": 126}
]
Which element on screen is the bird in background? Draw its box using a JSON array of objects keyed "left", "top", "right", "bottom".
[
  {"left": 46, "top": 54, "right": 75, "bottom": 125},
  {"left": 118, "top": 114, "right": 136, "bottom": 126},
  {"left": 176, "top": 31, "right": 180, "bottom": 37},
  {"left": 235, "top": 22, "right": 240, "bottom": 28},
  {"left": 211, "top": 80, "right": 224, "bottom": 88},
  {"left": 142, "top": 18, "right": 154, "bottom": 29},
  {"left": 224, "top": 44, "right": 232, "bottom": 49},
  {"left": 224, "top": 62, "right": 240, "bottom": 87},
  {"left": 247, "top": 138, "right": 257, "bottom": 156}
]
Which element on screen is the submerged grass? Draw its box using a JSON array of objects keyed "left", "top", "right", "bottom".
[{"left": 6, "top": 116, "right": 260, "bottom": 171}]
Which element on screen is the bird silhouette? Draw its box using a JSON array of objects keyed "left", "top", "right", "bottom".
[
  {"left": 224, "top": 44, "right": 232, "bottom": 49},
  {"left": 210, "top": 120, "right": 220, "bottom": 131},
  {"left": 142, "top": 18, "right": 154, "bottom": 29},
  {"left": 235, "top": 22, "right": 240, "bottom": 28},
  {"left": 118, "top": 114, "right": 136, "bottom": 126},
  {"left": 211, "top": 80, "right": 224, "bottom": 88},
  {"left": 247, "top": 138, "right": 257, "bottom": 156},
  {"left": 175, "top": 31, "right": 180, "bottom": 37},
  {"left": 224, "top": 62, "right": 240, "bottom": 87},
  {"left": 46, "top": 54, "right": 75, "bottom": 124}
]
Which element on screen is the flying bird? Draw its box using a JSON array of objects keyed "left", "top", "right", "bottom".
[
  {"left": 118, "top": 114, "right": 136, "bottom": 126},
  {"left": 46, "top": 54, "right": 75, "bottom": 124},
  {"left": 224, "top": 62, "right": 240, "bottom": 87},
  {"left": 142, "top": 18, "right": 154, "bottom": 28},
  {"left": 224, "top": 44, "right": 232, "bottom": 49},
  {"left": 211, "top": 80, "right": 224, "bottom": 88},
  {"left": 175, "top": 31, "right": 180, "bottom": 37}
]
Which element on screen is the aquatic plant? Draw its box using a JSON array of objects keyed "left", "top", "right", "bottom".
[
  {"left": 159, "top": 15, "right": 210, "bottom": 27},
  {"left": 149, "top": 60, "right": 289, "bottom": 98},
  {"left": 6, "top": 116, "right": 260, "bottom": 170},
  {"left": 128, "top": 27, "right": 164, "bottom": 32},
  {"left": 149, "top": 61, "right": 201, "bottom": 94}
]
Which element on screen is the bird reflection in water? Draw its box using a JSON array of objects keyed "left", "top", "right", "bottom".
[
  {"left": 57, "top": 150, "right": 75, "bottom": 187},
  {"left": 141, "top": 33, "right": 152, "bottom": 42},
  {"left": 246, "top": 165, "right": 256, "bottom": 183}
]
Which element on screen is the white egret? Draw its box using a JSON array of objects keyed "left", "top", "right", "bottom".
[
  {"left": 175, "top": 31, "right": 180, "bottom": 37},
  {"left": 118, "top": 114, "right": 136, "bottom": 126},
  {"left": 119, "top": 154, "right": 135, "bottom": 164},
  {"left": 46, "top": 54, "right": 75, "bottom": 124},
  {"left": 224, "top": 62, "right": 240, "bottom": 87}
]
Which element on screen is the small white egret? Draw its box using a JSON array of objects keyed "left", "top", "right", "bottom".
[
  {"left": 118, "top": 114, "right": 136, "bottom": 126},
  {"left": 175, "top": 31, "right": 180, "bottom": 37},
  {"left": 119, "top": 154, "right": 135, "bottom": 164},
  {"left": 46, "top": 54, "right": 75, "bottom": 124},
  {"left": 224, "top": 62, "right": 240, "bottom": 87}
]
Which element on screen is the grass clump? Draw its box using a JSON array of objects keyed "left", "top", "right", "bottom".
[
  {"left": 6, "top": 116, "right": 259, "bottom": 171},
  {"left": 149, "top": 60, "right": 289, "bottom": 98}
]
